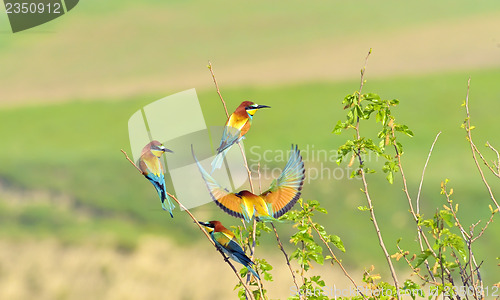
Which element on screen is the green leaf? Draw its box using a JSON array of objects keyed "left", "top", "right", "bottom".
[
  {"left": 364, "top": 93, "right": 381, "bottom": 102},
  {"left": 332, "top": 120, "right": 344, "bottom": 135},
  {"left": 414, "top": 249, "right": 433, "bottom": 268},
  {"left": 389, "top": 99, "right": 400, "bottom": 106},
  {"left": 264, "top": 272, "right": 273, "bottom": 281},
  {"left": 357, "top": 205, "right": 370, "bottom": 211},
  {"left": 386, "top": 171, "right": 394, "bottom": 184},
  {"left": 395, "top": 142, "right": 404, "bottom": 154},
  {"left": 403, "top": 279, "right": 424, "bottom": 299},
  {"left": 315, "top": 207, "right": 328, "bottom": 214},
  {"left": 329, "top": 235, "right": 346, "bottom": 252},
  {"left": 439, "top": 210, "right": 454, "bottom": 227},
  {"left": 446, "top": 233, "right": 467, "bottom": 262}
]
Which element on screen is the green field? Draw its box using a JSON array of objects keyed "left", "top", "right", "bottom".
[
  {"left": 1, "top": 0, "right": 499, "bottom": 299},
  {"left": 1, "top": 67, "right": 499, "bottom": 275}
]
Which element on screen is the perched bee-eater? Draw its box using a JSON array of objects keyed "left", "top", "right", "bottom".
[
  {"left": 138, "top": 140, "right": 175, "bottom": 217},
  {"left": 194, "top": 145, "right": 305, "bottom": 222},
  {"left": 211, "top": 101, "right": 270, "bottom": 173},
  {"left": 199, "top": 220, "right": 260, "bottom": 280}
]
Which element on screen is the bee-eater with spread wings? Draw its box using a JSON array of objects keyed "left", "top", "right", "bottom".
[
  {"left": 211, "top": 101, "right": 270, "bottom": 173},
  {"left": 199, "top": 220, "right": 260, "bottom": 280},
  {"left": 138, "top": 140, "right": 175, "bottom": 217},
  {"left": 194, "top": 145, "right": 305, "bottom": 222}
]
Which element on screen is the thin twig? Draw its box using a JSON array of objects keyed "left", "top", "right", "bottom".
[
  {"left": 391, "top": 126, "right": 444, "bottom": 279},
  {"left": 238, "top": 142, "right": 256, "bottom": 195},
  {"left": 442, "top": 182, "right": 496, "bottom": 300},
  {"left": 464, "top": 77, "right": 500, "bottom": 210},
  {"left": 208, "top": 62, "right": 264, "bottom": 298},
  {"left": 416, "top": 132, "right": 441, "bottom": 215},
  {"left": 471, "top": 212, "right": 495, "bottom": 243},
  {"left": 395, "top": 244, "right": 438, "bottom": 285},
  {"left": 353, "top": 48, "right": 401, "bottom": 296},
  {"left": 472, "top": 141, "right": 500, "bottom": 178},
  {"left": 257, "top": 162, "right": 262, "bottom": 194},
  {"left": 208, "top": 61, "right": 229, "bottom": 118},
  {"left": 486, "top": 141, "right": 500, "bottom": 176},
  {"left": 121, "top": 149, "right": 143, "bottom": 174},
  {"left": 304, "top": 213, "right": 367, "bottom": 299},
  {"left": 271, "top": 223, "right": 301, "bottom": 295},
  {"left": 121, "top": 149, "right": 256, "bottom": 300},
  {"left": 414, "top": 132, "right": 441, "bottom": 282}
]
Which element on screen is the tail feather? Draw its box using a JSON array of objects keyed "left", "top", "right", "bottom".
[
  {"left": 211, "top": 136, "right": 245, "bottom": 173},
  {"left": 246, "top": 265, "right": 260, "bottom": 280},
  {"left": 161, "top": 191, "right": 175, "bottom": 218},
  {"left": 211, "top": 148, "right": 229, "bottom": 173},
  {"left": 233, "top": 251, "right": 260, "bottom": 280}
]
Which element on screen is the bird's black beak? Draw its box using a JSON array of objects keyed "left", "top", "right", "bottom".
[
  {"left": 162, "top": 147, "right": 174, "bottom": 153},
  {"left": 198, "top": 221, "right": 215, "bottom": 229},
  {"left": 256, "top": 105, "right": 271, "bottom": 109}
]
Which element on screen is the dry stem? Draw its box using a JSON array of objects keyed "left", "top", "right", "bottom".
[
  {"left": 304, "top": 212, "right": 367, "bottom": 299},
  {"left": 208, "top": 61, "right": 229, "bottom": 118},
  {"left": 354, "top": 48, "right": 401, "bottom": 296},
  {"left": 121, "top": 149, "right": 256, "bottom": 300},
  {"left": 393, "top": 129, "right": 441, "bottom": 281},
  {"left": 464, "top": 78, "right": 500, "bottom": 211},
  {"left": 271, "top": 223, "right": 301, "bottom": 295}
]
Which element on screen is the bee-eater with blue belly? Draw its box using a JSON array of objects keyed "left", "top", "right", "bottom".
[
  {"left": 138, "top": 140, "right": 175, "bottom": 217},
  {"left": 199, "top": 220, "right": 260, "bottom": 280},
  {"left": 195, "top": 145, "right": 305, "bottom": 222},
  {"left": 211, "top": 101, "right": 270, "bottom": 173}
]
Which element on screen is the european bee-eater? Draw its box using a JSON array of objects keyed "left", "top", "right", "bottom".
[
  {"left": 194, "top": 145, "right": 305, "bottom": 222},
  {"left": 199, "top": 220, "right": 260, "bottom": 280},
  {"left": 138, "top": 140, "right": 175, "bottom": 217},
  {"left": 211, "top": 101, "right": 270, "bottom": 173}
]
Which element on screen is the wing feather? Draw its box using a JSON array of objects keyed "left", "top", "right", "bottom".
[
  {"left": 217, "top": 113, "right": 248, "bottom": 153},
  {"left": 261, "top": 145, "right": 305, "bottom": 218},
  {"left": 192, "top": 147, "right": 245, "bottom": 219}
]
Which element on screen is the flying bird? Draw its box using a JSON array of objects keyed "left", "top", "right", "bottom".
[
  {"left": 199, "top": 220, "right": 260, "bottom": 280},
  {"left": 138, "top": 140, "right": 175, "bottom": 217},
  {"left": 194, "top": 145, "right": 305, "bottom": 222},
  {"left": 211, "top": 101, "right": 270, "bottom": 173}
]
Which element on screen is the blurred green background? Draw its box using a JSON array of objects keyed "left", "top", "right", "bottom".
[{"left": 0, "top": 1, "right": 499, "bottom": 299}]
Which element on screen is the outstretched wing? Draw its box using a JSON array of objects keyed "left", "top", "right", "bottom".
[
  {"left": 261, "top": 145, "right": 305, "bottom": 218},
  {"left": 192, "top": 146, "right": 245, "bottom": 219}
]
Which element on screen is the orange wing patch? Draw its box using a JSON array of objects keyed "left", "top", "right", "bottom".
[
  {"left": 213, "top": 193, "right": 245, "bottom": 219},
  {"left": 262, "top": 187, "right": 301, "bottom": 218}
]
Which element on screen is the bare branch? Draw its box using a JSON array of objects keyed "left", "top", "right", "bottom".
[
  {"left": 464, "top": 78, "right": 500, "bottom": 210},
  {"left": 121, "top": 149, "right": 143, "bottom": 174},
  {"left": 271, "top": 223, "right": 301, "bottom": 296},
  {"left": 121, "top": 149, "right": 256, "bottom": 299},
  {"left": 395, "top": 244, "right": 438, "bottom": 285},
  {"left": 413, "top": 133, "right": 441, "bottom": 282},
  {"left": 208, "top": 60, "right": 229, "bottom": 118},
  {"left": 354, "top": 49, "right": 401, "bottom": 295},
  {"left": 304, "top": 212, "right": 367, "bottom": 299},
  {"left": 416, "top": 132, "right": 441, "bottom": 215},
  {"left": 486, "top": 141, "right": 500, "bottom": 176}
]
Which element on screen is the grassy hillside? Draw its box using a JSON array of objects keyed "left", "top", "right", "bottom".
[
  {"left": 1, "top": 0, "right": 500, "bottom": 105},
  {"left": 1, "top": 1, "right": 499, "bottom": 298},
  {"left": 0, "top": 68, "right": 499, "bottom": 286}
]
